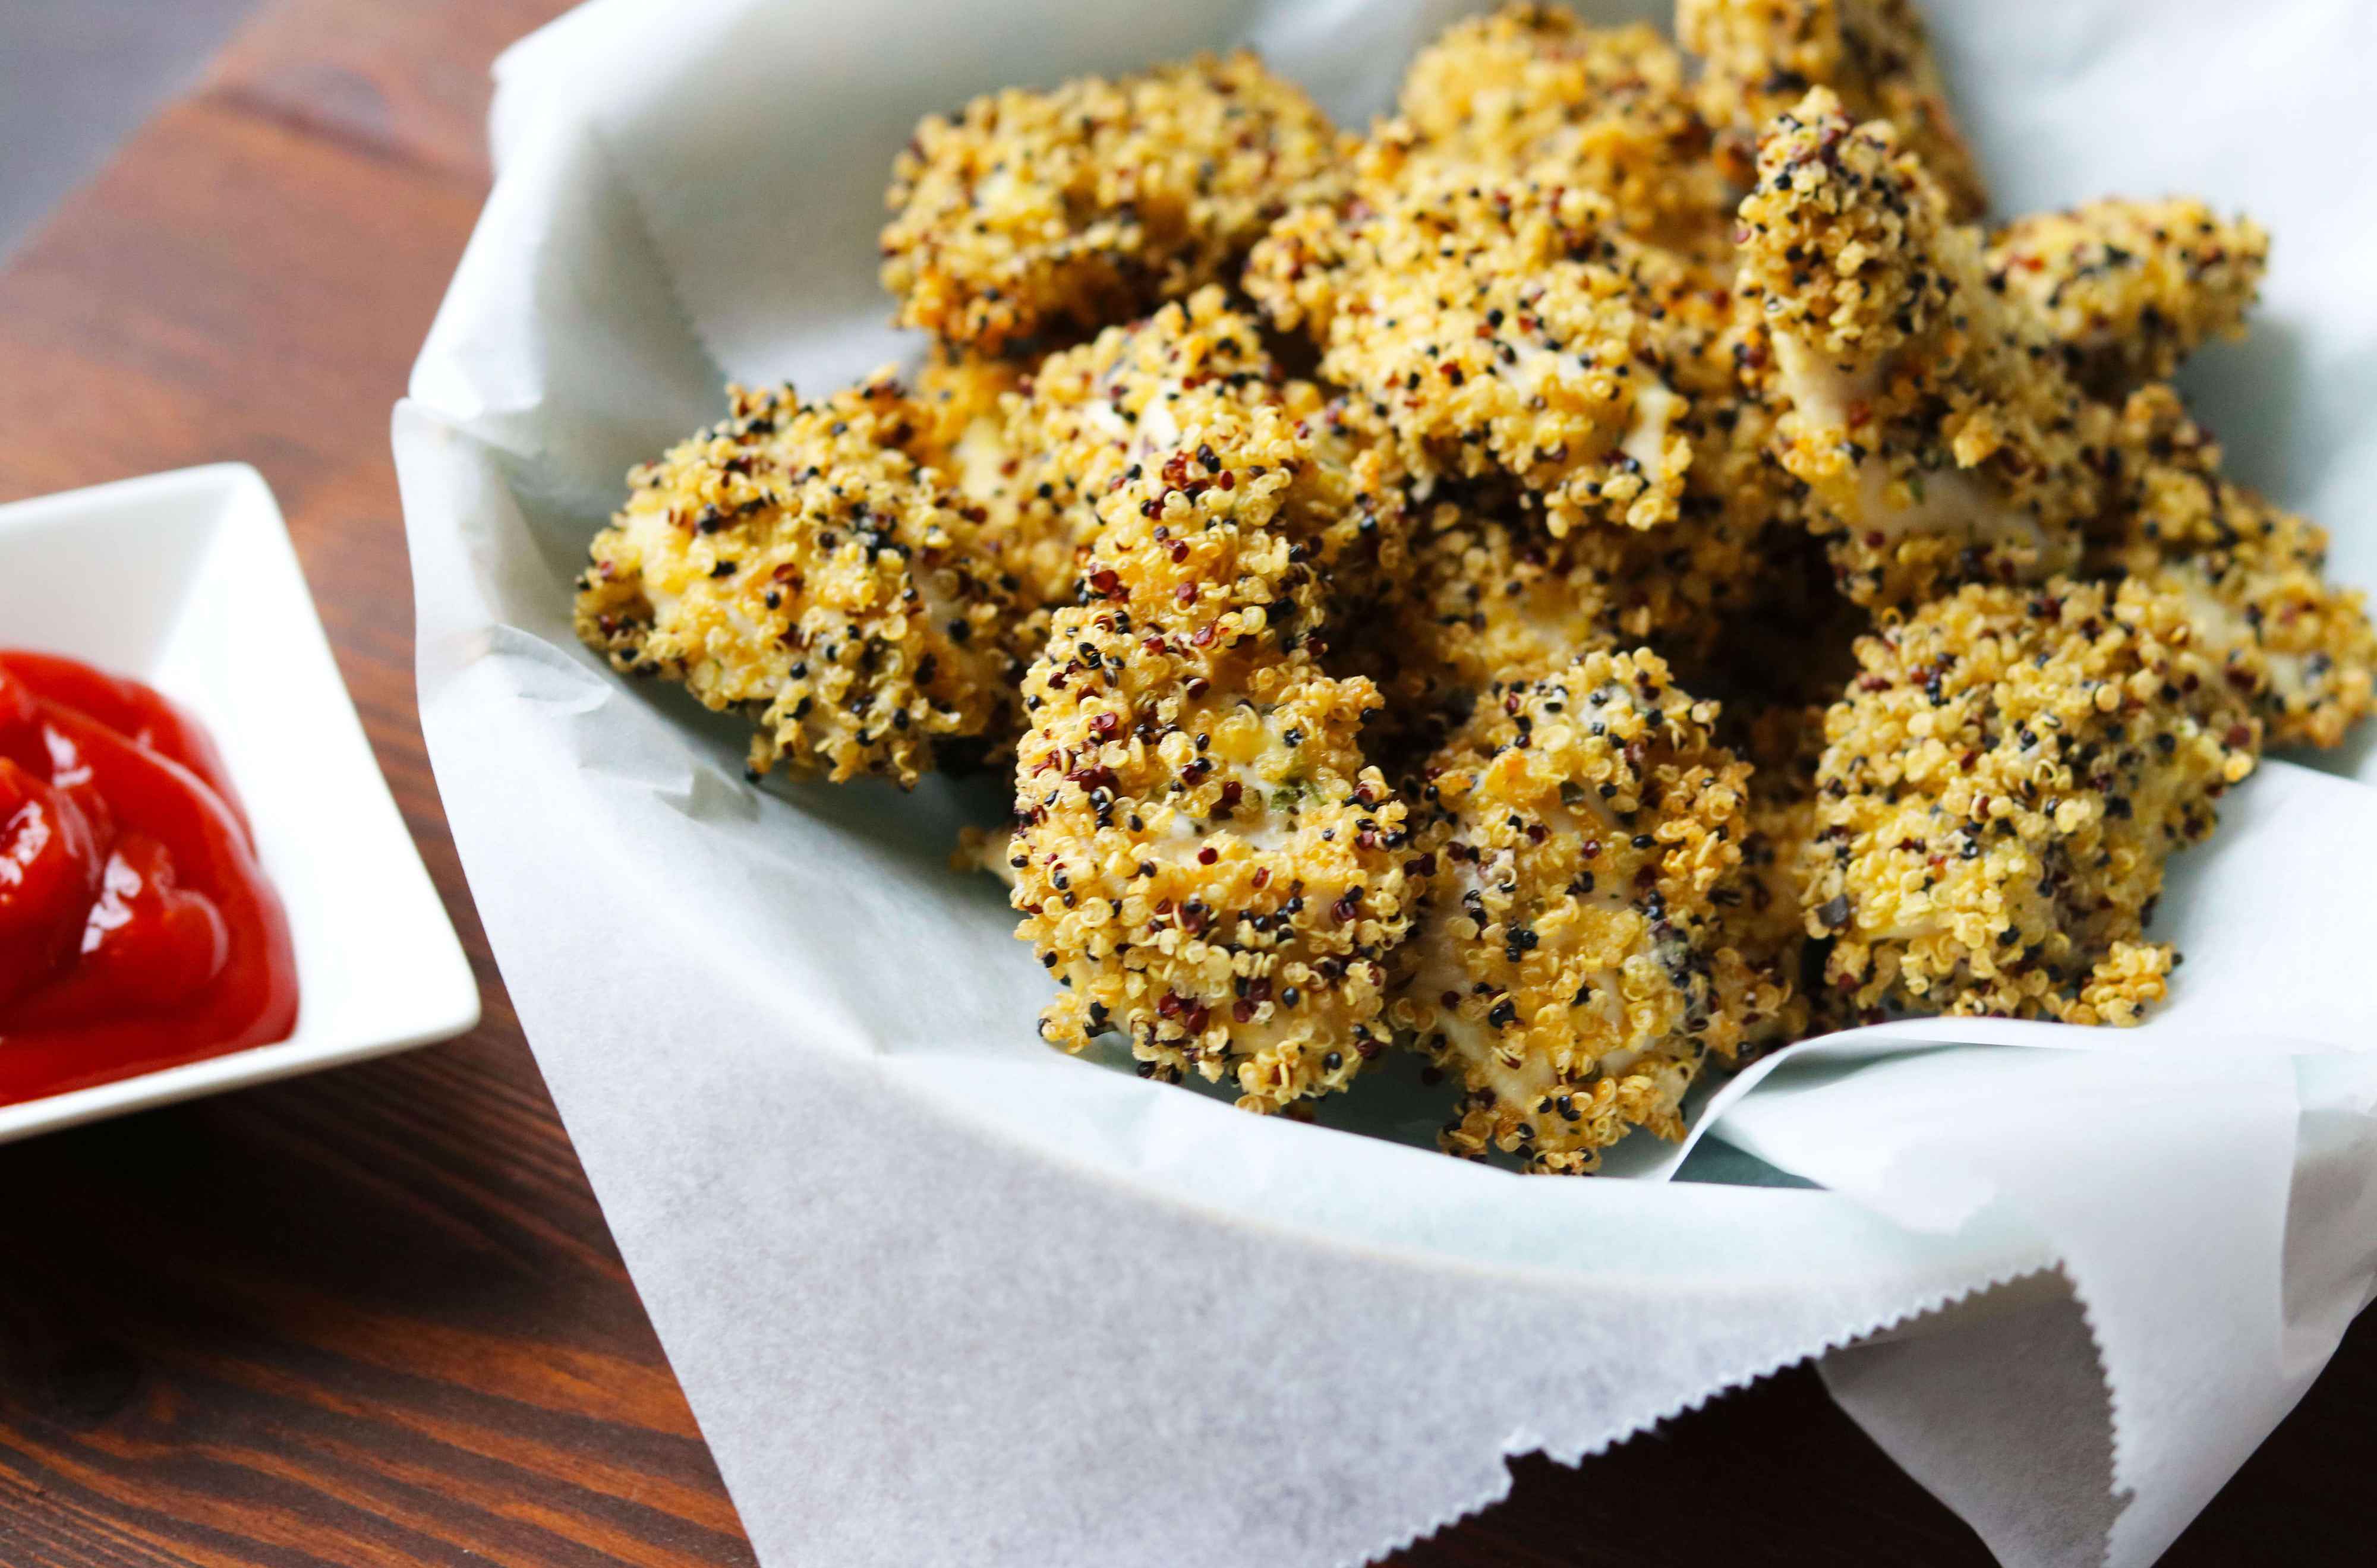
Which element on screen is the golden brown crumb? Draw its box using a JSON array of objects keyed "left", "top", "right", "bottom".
[
  {"left": 1009, "top": 401, "right": 1414, "bottom": 1109},
  {"left": 1347, "top": 473, "right": 1785, "bottom": 769},
  {"left": 956, "top": 288, "right": 1290, "bottom": 613},
  {"left": 1805, "top": 576, "right": 2258, "bottom": 1024},
  {"left": 575, "top": 378, "right": 1022, "bottom": 786},
  {"left": 902, "top": 348, "right": 1061, "bottom": 652},
  {"left": 907, "top": 346, "right": 1029, "bottom": 474},
  {"left": 1351, "top": 505, "right": 1633, "bottom": 763},
  {"left": 881, "top": 53, "right": 1343, "bottom": 354},
  {"left": 963, "top": 288, "right": 1413, "bottom": 620},
  {"left": 1712, "top": 693, "right": 1830, "bottom": 1043},
  {"left": 1681, "top": 0, "right": 1988, "bottom": 219},
  {"left": 1389, "top": 649, "right": 1762, "bottom": 1172},
  {"left": 1247, "top": 168, "right": 1695, "bottom": 534},
  {"left": 2093, "top": 385, "right": 2376, "bottom": 749},
  {"left": 1395, "top": 5, "right": 1732, "bottom": 253},
  {"left": 1987, "top": 198, "right": 2269, "bottom": 397},
  {"left": 1736, "top": 89, "right": 2107, "bottom": 607}
]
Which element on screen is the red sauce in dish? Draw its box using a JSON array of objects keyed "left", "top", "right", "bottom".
[{"left": 0, "top": 652, "right": 298, "bottom": 1104}]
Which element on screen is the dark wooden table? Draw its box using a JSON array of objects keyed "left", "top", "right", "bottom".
[{"left": 0, "top": 4, "right": 2366, "bottom": 1563}]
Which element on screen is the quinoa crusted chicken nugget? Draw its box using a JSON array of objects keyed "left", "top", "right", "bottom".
[
  {"left": 1365, "top": 509, "right": 1632, "bottom": 751},
  {"left": 982, "top": 288, "right": 1307, "bottom": 610},
  {"left": 1246, "top": 169, "right": 1695, "bottom": 535},
  {"left": 1394, "top": 4, "right": 1732, "bottom": 254},
  {"left": 881, "top": 53, "right": 1344, "bottom": 355},
  {"left": 969, "top": 289, "right": 1417, "bottom": 623},
  {"left": 1681, "top": 0, "right": 1988, "bottom": 220},
  {"left": 1736, "top": 90, "right": 2110, "bottom": 609},
  {"left": 2095, "top": 386, "right": 2376, "bottom": 750},
  {"left": 575, "top": 379, "right": 1022, "bottom": 786},
  {"left": 1009, "top": 405, "right": 1415, "bottom": 1110},
  {"left": 1987, "top": 198, "right": 2269, "bottom": 397},
  {"left": 1391, "top": 650, "right": 1769, "bottom": 1172},
  {"left": 1805, "top": 577, "right": 2259, "bottom": 1025}
]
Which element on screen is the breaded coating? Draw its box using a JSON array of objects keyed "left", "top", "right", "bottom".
[
  {"left": 1805, "top": 577, "right": 2259, "bottom": 1025},
  {"left": 1736, "top": 90, "right": 2106, "bottom": 608},
  {"left": 1352, "top": 506, "right": 1628, "bottom": 763},
  {"left": 1008, "top": 403, "right": 1415, "bottom": 1109},
  {"left": 904, "top": 348, "right": 1060, "bottom": 633},
  {"left": 1987, "top": 199, "right": 2269, "bottom": 396},
  {"left": 988, "top": 288, "right": 1303, "bottom": 608},
  {"left": 1721, "top": 781, "right": 1818, "bottom": 1045},
  {"left": 881, "top": 52, "right": 1342, "bottom": 354},
  {"left": 575, "top": 378, "right": 1022, "bottom": 786},
  {"left": 1389, "top": 650, "right": 1764, "bottom": 1172},
  {"left": 1681, "top": 0, "right": 1987, "bottom": 219},
  {"left": 1353, "top": 481, "right": 1779, "bottom": 766},
  {"left": 1340, "top": 270, "right": 1796, "bottom": 755},
  {"left": 909, "top": 348, "right": 1028, "bottom": 473},
  {"left": 2094, "top": 386, "right": 2376, "bottom": 749},
  {"left": 1246, "top": 169, "right": 1695, "bottom": 534},
  {"left": 966, "top": 288, "right": 1412, "bottom": 619},
  {"left": 1396, "top": 5, "right": 1731, "bottom": 253},
  {"left": 1237, "top": 133, "right": 1413, "bottom": 348},
  {"left": 1713, "top": 695, "right": 1829, "bottom": 1044}
]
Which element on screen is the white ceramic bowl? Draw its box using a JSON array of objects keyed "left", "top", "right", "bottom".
[{"left": 0, "top": 463, "right": 478, "bottom": 1141}]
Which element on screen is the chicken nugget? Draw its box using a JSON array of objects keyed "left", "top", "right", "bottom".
[
  {"left": 1681, "top": 0, "right": 1987, "bottom": 219},
  {"left": 986, "top": 288, "right": 1303, "bottom": 604},
  {"left": 576, "top": 377, "right": 1022, "bottom": 785},
  {"left": 1247, "top": 168, "right": 1695, "bottom": 534},
  {"left": 1008, "top": 402, "right": 1415, "bottom": 1109},
  {"left": 966, "top": 288, "right": 1414, "bottom": 618},
  {"left": 1390, "top": 649, "right": 1762, "bottom": 1172},
  {"left": 2094, "top": 385, "right": 2375, "bottom": 749},
  {"left": 1396, "top": 4, "right": 1732, "bottom": 254},
  {"left": 1805, "top": 576, "right": 2258, "bottom": 1024},
  {"left": 1736, "top": 89, "right": 2110, "bottom": 608},
  {"left": 1986, "top": 198, "right": 2268, "bottom": 397},
  {"left": 882, "top": 53, "right": 1343, "bottom": 354}
]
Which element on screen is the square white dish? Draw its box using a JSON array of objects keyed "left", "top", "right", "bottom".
[{"left": 0, "top": 462, "right": 478, "bottom": 1142}]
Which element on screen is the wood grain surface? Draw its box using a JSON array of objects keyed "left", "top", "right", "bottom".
[{"left": 0, "top": 4, "right": 2366, "bottom": 1564}]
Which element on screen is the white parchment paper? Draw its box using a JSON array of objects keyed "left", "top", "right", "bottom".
[{"left": 392, "top": 3, "right": 2377, "bottom": 1563}]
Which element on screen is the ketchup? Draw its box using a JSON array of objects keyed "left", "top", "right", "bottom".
[{"left": 0, "top": 652, "right": 298, "bottom": 1103}]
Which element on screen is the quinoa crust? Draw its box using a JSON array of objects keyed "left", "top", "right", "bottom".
[
  {"left": 1987, "top": 198, "right": 2269, "bottom": 396},
  {"left": 1395, "top": 5, "right": 1733, "bottom": 254},
  {"left": 2094, "top": 385, "right": 2376, "bottom": 749},
  {"left": 1806, "top": 576, "right": 2258, "bottom": 1024},
  {"left": 1389, "top": 649, "right": 1773, "bottom": 1172},
  {"left": 1247, "top": 168, "right": 1697, "bottom": 535},
  {"left": 1681, "top": 0, "right": 1987, "bottom": 219},
  {"left": 881, "top": 52, "right": 1343, "bottom": 354},
  {"left": 1008, "top": 402, "right": 1414, "bottom": 1109},
  {"left": 575, "top": 378, "right": 1022, "bottom": 785},
  {"left": 1735, "top": 89, "right": 2105, "bottom": 608}
]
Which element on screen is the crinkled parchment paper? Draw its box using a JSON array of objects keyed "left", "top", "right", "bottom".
[{"left": 391, "top": 2, "right": 2377, "bottom": 1563}]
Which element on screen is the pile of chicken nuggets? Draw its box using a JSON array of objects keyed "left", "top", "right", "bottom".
[{"left": 575, "top": 2, "right": 2375, "bottom": 1172}]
